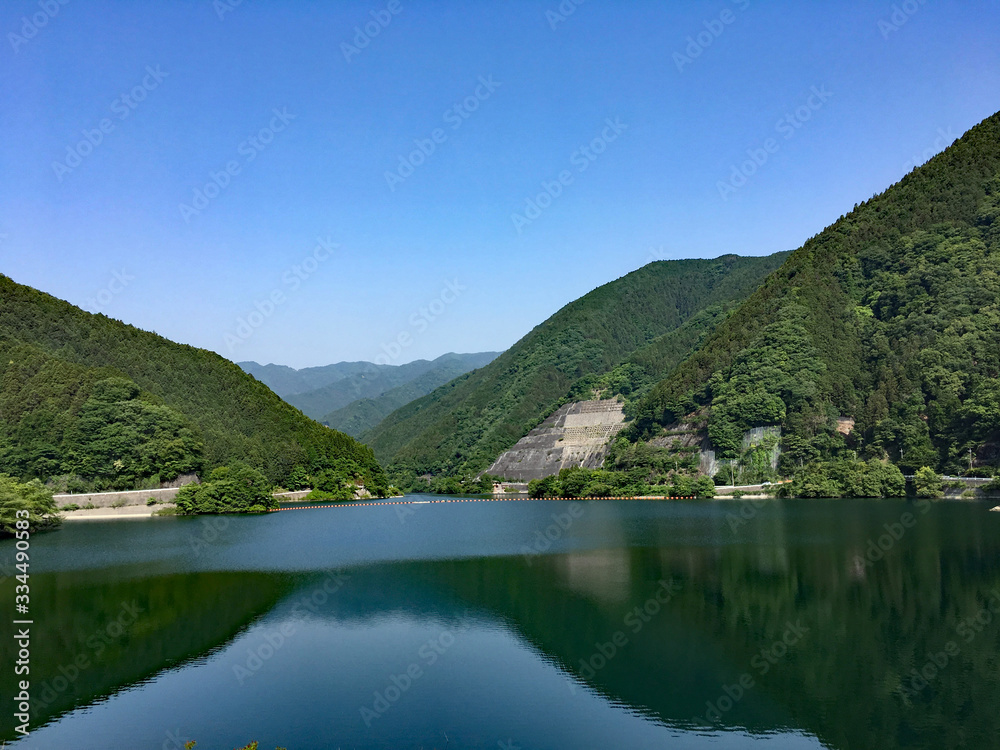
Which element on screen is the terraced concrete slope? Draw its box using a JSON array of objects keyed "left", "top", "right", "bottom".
[{"left": 487, "top": 400, "right": 627, "bottom": 480}]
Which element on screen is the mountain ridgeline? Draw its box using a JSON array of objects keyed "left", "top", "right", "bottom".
[
  {"left": 239, "top": 352, "right": 499, "bottom": 427},
  {"left": 0, "top": 276, "right": 388, "bottom": 493},
  {"left": 321, "top": 353, "right": 501, "bottom": 437},
  {"left": 630, "top": 110, "right": 1000, "bottom": 476},
  {"left": 363, "top": 252, "right": 791, "bottom": 482}
]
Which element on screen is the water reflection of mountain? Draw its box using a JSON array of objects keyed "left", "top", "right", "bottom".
[
  {"left": 404, "top": 501, "right": 1000, "bottom": 750},
  {"left": 0, "top": 569, "right": 290, "bottom": 741},
  {"left": 4, "top": 501, "right": 998, "bottom": 750}
]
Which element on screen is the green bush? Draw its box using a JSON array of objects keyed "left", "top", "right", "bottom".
[
  {"left": 528, "top": 475, "right": 560, "bottom": 498},
  {"left": 914, "top": 466, "right": 944, "bottom": 499},
  {"left": 0, "top": 474, "right": 62, "bottom": 536},
  {"left": 781, "top": 459, "right": 906, "bottom": 499},
  {"left": 174, "top": 465, "right": 275, "bottom": 514},
  {"left": 305, "top": 486, "right": 355, "bottom": 502},
  {"left": 527, "top": 466, "right": 716, "bottom": 499}
]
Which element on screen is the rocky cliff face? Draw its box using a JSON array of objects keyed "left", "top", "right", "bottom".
[{"left": 486, "top": 400, "right": 627, "bottom": 481}]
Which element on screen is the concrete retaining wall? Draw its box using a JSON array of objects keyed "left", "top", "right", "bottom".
[
  {"left": 57, "top": 487, "right": 314, "bottom": 509},
  {"left": 55, "top": 486, "right": 184, "bottom": 509},
  {"left": 274, "top": 490, "right": 311, "bottom": 502}
]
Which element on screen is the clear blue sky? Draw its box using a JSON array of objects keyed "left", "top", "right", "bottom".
[{"left": 2, "top": 0, "right": 998, "bottom": 368}]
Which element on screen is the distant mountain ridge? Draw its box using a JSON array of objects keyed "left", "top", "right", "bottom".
[
  {"left": 239, "top": 352, "right": 500, "bottom": 422},
  {"left": 322, "top": 353, "right": 500, "bottom": 437},
  {"left": 238, "top": 360, "right": 385, "bottom": 398}
]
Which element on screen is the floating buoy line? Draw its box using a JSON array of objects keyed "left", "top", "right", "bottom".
[{"left": 272, "top": 495, "right": 697, "bottom": 511}]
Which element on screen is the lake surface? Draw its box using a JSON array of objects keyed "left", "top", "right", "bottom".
[{"left": 2, "top": 495, "right": 1000, "bottom": 749}]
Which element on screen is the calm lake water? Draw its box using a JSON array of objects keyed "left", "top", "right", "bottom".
[{"left": 2, "top": 495, "right": 1000, "bottom": 749}]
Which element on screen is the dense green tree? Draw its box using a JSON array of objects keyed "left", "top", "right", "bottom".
[
  {"left": 526, "top": 466, "right": 714, "bottom": 499},
  {"left": 913, "top": 466, "right": 944, "bottom": 499},
  {"left": 0, "top": 473, "right": 61, "bottom": 535},
  {"left": 780, "top": 459, "right": 907, "bottom": 499},
  {"left": 174, "top": 465, "right": 275, "bottom": 514},
  {"left": 528, "top": 476, "right": 560, "bottom": 498}
]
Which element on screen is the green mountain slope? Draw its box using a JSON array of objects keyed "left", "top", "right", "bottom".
[
  {"left": 363, "top": 253, "right": 790, "bottom": 479},
  {"left": 271, "top": 352, "right": 499, "bottom": 421},
  {"left": 323, "top": 352, "right": 500, "bottom": 436},
  {"left": 632, "top": 110, "right": 1000, "bottom": 475},
  {"left": 0, "top": 276, "right": 387, "bottom": 492},
  {"left": 561, "top": 302, "right": 742, "bottom": 409}
]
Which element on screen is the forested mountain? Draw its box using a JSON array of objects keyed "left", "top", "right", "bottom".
[
  {"left": 243, "top": 352, "right": 499, "bottom": 421},
  {"left": 363, "top": 253, "right": 790, "bottom": 481},
  {"left": 323, "top": 352, "right": 501, "bottom": 437},
  {"left": 0, "top": 276, "right": 388, "bottom": 493},
  {"left": 631, "top": 110, "right": 1000, "bottom": 476}
]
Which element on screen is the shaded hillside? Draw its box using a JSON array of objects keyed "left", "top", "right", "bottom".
[
  {"left": 563, "top": 302, "right": 740, "bottom": 410},
  {"left": 0, "top": 339, "right": 202, "bottom": 490},
  {"left": 363, "top": 253, "right": 789, "bottom": 480},
  {"left": 0, "top": 275, "right": 387, "bottom": 490},
  {"left": 276, "top": 352, "right": 499, "bottom": 421},
  {"left": 632, "top": 110, "right": 1000, "bottom": 475},
  {"left": 323, "top": 352, "right": 500, "bottom": 436}
]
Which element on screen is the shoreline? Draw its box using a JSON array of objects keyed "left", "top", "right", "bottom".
[{"left": 62, "top": 504, "right": 172, "bottom": 521}]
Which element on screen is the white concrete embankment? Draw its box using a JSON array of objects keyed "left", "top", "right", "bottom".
[{"left": 58, "top": 488, "right": 313, "bottom": 519}]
